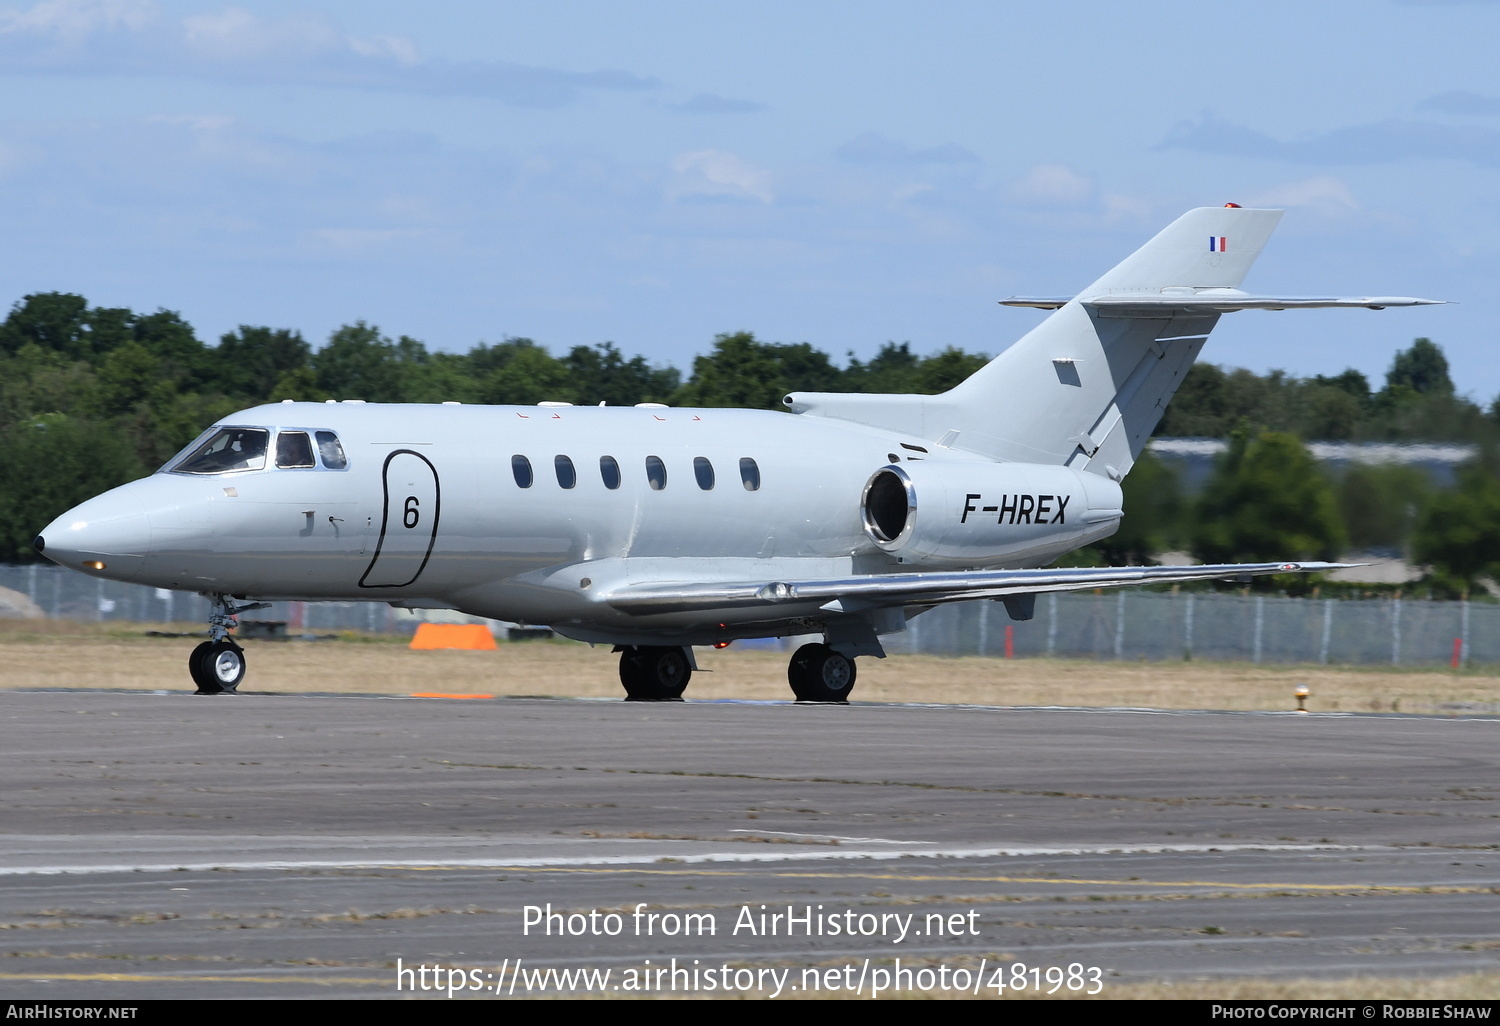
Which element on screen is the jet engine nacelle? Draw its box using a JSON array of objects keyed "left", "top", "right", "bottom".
[{"left": 860, "top": 461, "right": 1124, "bottom": 568}]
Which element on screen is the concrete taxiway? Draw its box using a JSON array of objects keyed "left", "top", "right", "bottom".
[{"left": 0, "top": 690, "right": 1497, "bottom": 998}]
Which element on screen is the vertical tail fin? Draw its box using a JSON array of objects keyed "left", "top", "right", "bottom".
[
  {"left": 941, "top": 206, "right": 1284, "bottom": 477},
  {"left": 786, "top": 207, "right": 1278, "bottom": 477},
  {"left": 1082, "top": 206, "right": 1282, "bottom": 294},
  {"left": 787, "top": 206, "right": 1433, "bottom": 480}
]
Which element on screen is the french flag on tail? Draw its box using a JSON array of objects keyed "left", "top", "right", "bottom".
[{"left": 1210, "top": 236, "right": 1227, "bottom": 252}]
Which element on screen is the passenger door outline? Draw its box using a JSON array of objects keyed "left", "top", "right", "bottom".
[{"left": 358, "top": 449, "right": 441, "bottom": 588}]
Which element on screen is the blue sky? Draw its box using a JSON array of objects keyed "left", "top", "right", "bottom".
[{"left": 1, "top": 0, "right": 1496, "bottom": 397}]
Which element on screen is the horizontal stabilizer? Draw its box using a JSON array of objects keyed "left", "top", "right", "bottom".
[
  {"left": 999, "top": 296, "right": 1074, "bottom": 309},
  {"left": 1001, "top": 292, "right": 1445, "bottom": 313},
  {"left": 605, "top": 561, "right": 1352, "bottom": 616}
]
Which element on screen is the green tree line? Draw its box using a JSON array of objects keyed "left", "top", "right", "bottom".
[
  {"left": 3, "top": 290, "right": 1499, "bottom": 590},
  {"left": 1083, "top": 431, "right": 1500, "bottom": 597},
  {"left": 1159, "top": 337, "right": 1495, "bottom": 443},
  {"left": 1070, "top": 337, "right": 1500, "bottom": 592}
]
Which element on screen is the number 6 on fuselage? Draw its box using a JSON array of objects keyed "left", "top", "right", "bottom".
[{"left": 359, "top": 449, "right": 441, "bottom": 589}]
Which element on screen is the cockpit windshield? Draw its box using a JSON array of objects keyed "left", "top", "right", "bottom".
[{"left": 172, "top": 427, "right": 269, "bottom": 475}]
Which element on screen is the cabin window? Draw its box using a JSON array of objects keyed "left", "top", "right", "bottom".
[
  {"left": 316, "top": 431, "right": 348, "bottom": 469},
  {"left": 172, "top": 427, "right": 269, "bottom": 475},
  {"left": 739, "top": 457, "right": 761, "bottom": 491},
  {"left": 645, "top": 455, "right": 667, "bottom": 491},
  {"left": 600, "top": 455, "right": 621, "bottom": 489},
  {"left": 511, "top": 455, "right": 533, "bottom": 488},
  {"left": 693, "top": 456, "right": 715, "bottom": 490},
  {"left": 555, "top": 454, "right": 576, "bottom": 489},
  {"left": 275, "top": 431, "right": 316, "bottom": 469}
]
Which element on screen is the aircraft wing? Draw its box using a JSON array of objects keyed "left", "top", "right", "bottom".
[
  {"left": 1001, "top": 292, "right": 1444, "bottom": 312},
  {"left": 603, "top": 561, "right": 1352, "bottom": 616}
]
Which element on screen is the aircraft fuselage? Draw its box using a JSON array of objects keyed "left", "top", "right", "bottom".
[{"left": 39, "top": 400, "right": 1120, "bottom": 645}]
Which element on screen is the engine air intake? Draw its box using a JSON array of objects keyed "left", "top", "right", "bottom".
[{"left": 862, "top": 467, "right": 913, "bottom": 544}]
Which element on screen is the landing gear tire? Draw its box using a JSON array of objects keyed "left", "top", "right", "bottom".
[
  {"left": 191, "top": 640, "right": 245, "bottom": 694},
  {"left": 619, "top": 646, "right": 691, "bottom": 701},
  {"left": 188, "top": 641, "right": 216, "bottom": 692},
  {"left": 788, "top": 643, "right": 856, "bottom": 703}
]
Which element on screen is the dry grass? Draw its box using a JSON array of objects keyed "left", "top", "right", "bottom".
[{"left": 2, "top": 619, "right": 1498, "bottom": 712}]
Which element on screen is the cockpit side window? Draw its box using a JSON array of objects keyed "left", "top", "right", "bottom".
[
  {"left": 172, "top": 428, "right": 269, "bottom": 475},
  {"left": 276, "top": 431, "right": 316, "bottom": 469},
  {"left": 316, "top": 431, "right": 348, "bottom": 470}
]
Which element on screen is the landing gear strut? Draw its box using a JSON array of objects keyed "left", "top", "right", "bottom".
[
  {"left": 190, "top": 596, "right": 268, "bottom": 694},
  {"left": 618, "top": 646, "right": 692, "bottom": 701},
  {"left": 788, "top": 643, "right": 857, "bottom": 703}
]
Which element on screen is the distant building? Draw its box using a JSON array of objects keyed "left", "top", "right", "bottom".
[{"left": 1148, "top": 438, "right": 1474, "bottom": 492}]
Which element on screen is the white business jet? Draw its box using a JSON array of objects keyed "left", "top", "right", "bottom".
[{"left": 35, "top": 205, "right": 1440, "bottom": 699}]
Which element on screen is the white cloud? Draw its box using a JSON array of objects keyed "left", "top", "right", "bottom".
[
  {"left": 834, "top": 132, "right": 979, "bottom": 166},
  {"left": 181, "top": 7, "right": 418, "bottom": 67},
  {"left": 1100, "top": 193, "right": 1157, "bottom": 225},
  {"left": 669, "top": 92, "right": 766, "bottom": 115},
  {"left": 0, "top": 0, "right": 155, "bottom": 39},
  {"left": 309, "top": 227, "right": 440, "bottom": 252},
  {"left": 1011, "top": 164, "right": 1092, "bottom": 205},
  {"left": 180, "top": 7, "right": 342, "bottom": 61},
  {"left": 0, "top": 135, "right": 42, "bottom": 181},
  {"left": 1248, "top": 176, "right": 1359, "bottom": 211},
  {"left": 670, "top": 149, "right": 773, "bottom": 203},
  {"left": 349, "top": 33, "right": 419, "bottom": 67},
  {"left": 146, "top": 113, "right": 231, "bottom": 131},
  {"left": 0, "top": 1, "right": 652, "bottom": 106}
]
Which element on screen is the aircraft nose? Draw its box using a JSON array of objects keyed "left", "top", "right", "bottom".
[{"left": 38, "top": 489, "right": 151, "bottom": 581}]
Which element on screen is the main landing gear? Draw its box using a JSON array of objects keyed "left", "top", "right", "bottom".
[
  {"left": 614, "top": 641, "right": 859, "bottom": 704},
  {"left": 190, "top": 596, "right": 269, "bottom": 695},
  {"left": 787, "top": 643, "right": 857, "bottom": 703},
  {"left": 618, "top": 646, "right": 692, "bottom": 701}
]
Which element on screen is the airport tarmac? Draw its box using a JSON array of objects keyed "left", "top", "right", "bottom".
[{"left": 0, "top": 690, "right": 1497, "bottom": 999}]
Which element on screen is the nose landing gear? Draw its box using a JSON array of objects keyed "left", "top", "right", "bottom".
[{"left": 190, "top": 596, "right": 269, "bottom": 694}]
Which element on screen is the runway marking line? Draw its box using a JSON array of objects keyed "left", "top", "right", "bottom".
[
  {"left": 0, "top": 972, "right": 388, "bottom": 986},
  {"left": 0, "top": 843, "right": 1373, "bottom": 876},
  {"left": 474, "top": 865, "right": 1498, "bottom": 895},
  {"left": 410, "top": 693, "right": 494, "bottom": 700}
]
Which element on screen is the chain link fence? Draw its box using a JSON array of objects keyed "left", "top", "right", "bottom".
[
  {"left": 888, "top": 590, "right": 1491, "bottom": 667},
  {"left": 1, "top": 564, "right": 1491, "bottom": 667},
  {"left": 0, "top": 564, "right": 404, "bottom": 634}
]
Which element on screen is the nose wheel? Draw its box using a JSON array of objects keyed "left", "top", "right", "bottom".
[
  {"left": 190, "top": 595, "right": 268, "bottom": 694},
  {"left": 190, "top": 640, "right": 246, "bottom": 694},
  {"left": 788, "top": 643, "right": 857, "bottom": 703},
  {"left": 618, "top": 646, "right": 692, "bottom": 701}
]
